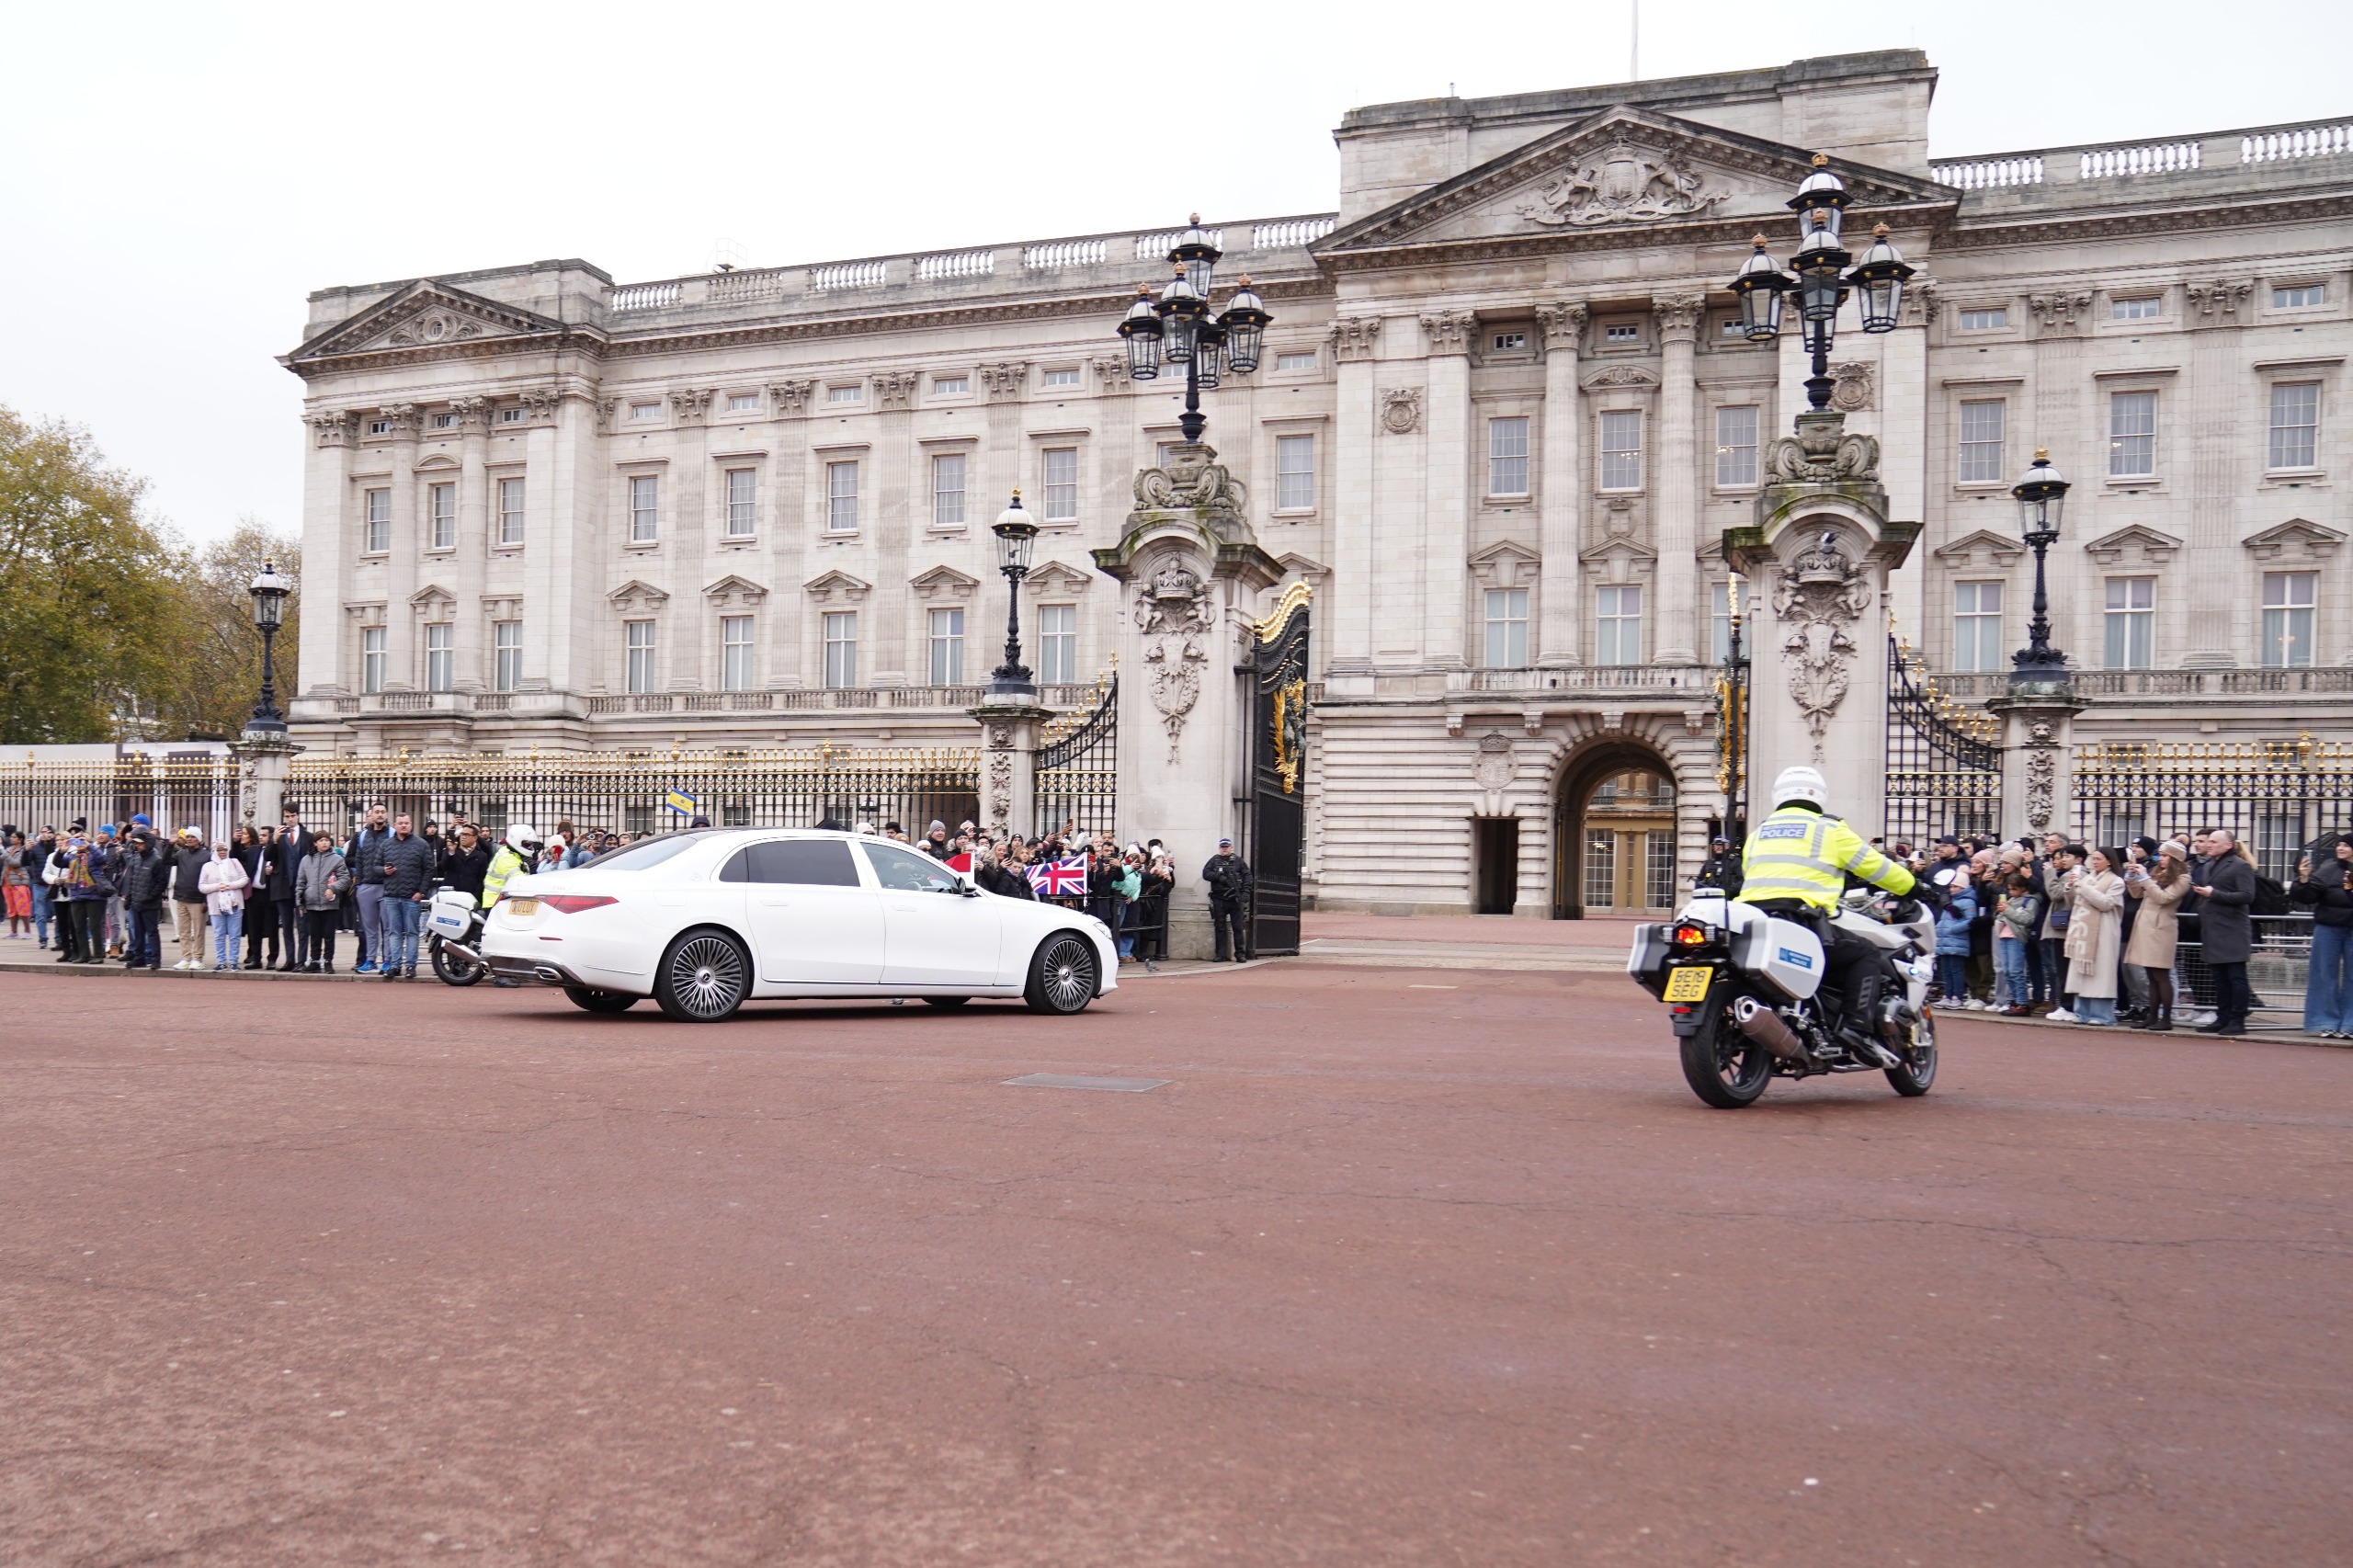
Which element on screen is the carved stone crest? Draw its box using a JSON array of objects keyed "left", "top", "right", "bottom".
[
  {"left": 1134, "top": 558, "right": 1215, "bottom": 763},
  {"left": 1132, "top": 446, "right": 1247, "bottom": 523},
  {"left": 2024, "top": 744, "right": 2056, "bottom": 831},
  {"left": 1771, "top": 531, "right": 1874, "bottom": 761},
  {"left": 1516, "top": 143, "right": 1723, "bottom": 228},
  {"left": 1472, "top": 731, "right": 1515, "bottom": 791},
  {"left": 1381, "top": 387, "right": 1423, "bottom": 435},
  {"left": 1765, "top": 411, "right": 1881, "bottom": 483},
  {"left": 1828, "top": 361, "right": 1875, "bottom": 413}
]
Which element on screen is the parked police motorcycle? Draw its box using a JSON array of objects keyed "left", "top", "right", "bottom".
[
  {"left": 1629, "top": 885, "right": 1940, "bottom": 1108},
  {"left": 425, "top": 885, "right": 487, "bottom": 986}
]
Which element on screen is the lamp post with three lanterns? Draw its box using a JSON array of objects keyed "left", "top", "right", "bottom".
[
  {"left": 1115, "top": 216, "right": 1271, "bottom": 443},
  {"left": 1725, "top": 153, "right": 1915, "bottom": 409}
]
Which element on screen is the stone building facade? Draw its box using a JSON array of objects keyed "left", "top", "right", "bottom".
[{"left": 285, "top": 50, "right": 2353, "bottom": 916}]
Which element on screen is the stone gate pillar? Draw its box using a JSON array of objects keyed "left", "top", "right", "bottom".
[
  {"left": 1094, "top": 441, "right": 1281, "bottom": 960},
  {"left": 970, "top": 699, "right": 1052, "bottom": 841},
  {"left": 1986, "top": 686, "right": 2088, "bottom": 844},
  {"left": 233, "top": 734, "right": 299, "bottom": 829},
  {"left": 1723, "top": 410, "right": 1921, "bottom": 826}
]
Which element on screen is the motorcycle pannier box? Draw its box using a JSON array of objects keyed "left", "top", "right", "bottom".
[
  {"left": 1722, "top": 903, "right": 1826, "bottom": 1001},
  {"left": 426, "top": 890, "right": 476, "bottom": 939}
]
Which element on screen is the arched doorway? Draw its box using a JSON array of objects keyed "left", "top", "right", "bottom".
[{"left": 1553, "top": 744, "right": 1679, "bottom": 919}]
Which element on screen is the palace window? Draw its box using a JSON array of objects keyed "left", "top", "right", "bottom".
[
  {"left": 629, "top": 402, "right": 661, "bottom": 422},
  {"left": 932, "top": 452, "right": 967, "bottom": 528},
  {"left": 1602, "top": 321, "right": 1642, "bottom": 346},
  {"left": 1598, "top": 410, "right": 1643, "bottom": 491},
  {"left": 496, "top": 477, "right": 525, "bottom": 546},
  {"left": 1039, "top": 604, "right": 1076, "bottom": 685},
  {"left": 498, "top": 407, "right": 525, "bottom": 425},
  {"left": 724, "top": 468, "right": 756, "bottom": 537},
  {"left": 425, "top": 622, "right": 453, "bottom": 692},
  {"left": 1710, "top": 590, "right": 1733, "bottom": 665},
  {"left": 1042, "top": 367, "right": 1081, "bottom": 388},
  {"left": 2112, "top": 295, "right": 2162, "bottom": 320},
  {"left": 727, "top": 392, "right": 759, "bottom": 413},
  {"left": 629, "top": 474, "right": 660, "bottom": 543},
  {"left": 932, "top": 375, "right": 969, "bottom": 395},
  {"left": 1041, "top": 447, "right": 1078, "bottom": 521},
  {"left": 1953, "top": 580, "right": 2005, "bottom": 672},
  {"left": 1483, "top": 587, "right": 1529, "bottom": 668},
  {"left": 625, "top": 620, "right": 657, "bottom": 693},
  {"left": 826, "top": 384, "right": 861, "bottom": 404},
  {"left": 1491, "top": 331, "right": 1528, "bottom": 352},
  {"left": 2109, "top": 392, "right": 2157, "bottom": 477},
  {"left": 721, "top": 614, "right": 755, "bottom": 691},
  {"left": 427, "top": 483, "right": 456, "bottom": 550},
  {"left": 363, "top": 488, "right": 391, "bottom": 553},
  {"left": 1277, "top": 434, "right": 1315, "bottom": 509},
  {"left": 1596, "top": 584, "right": 1643, "bottom": 665},
  {"left": 826, "top": 460, "right": 859, "bottom": 531},
  {"left": 429, "top": 412, "right": 456, "bottom": 430},
  {"left": 823, "top": 611, "right": 858, "bottom": 688},
  {"left": 2262, "top": 571, "right": 2316, "bottom": 668},
  {"left": 2269, "top": 381, "right": 2320, "bottom": 470},
  {"left": 1274, "top": 350, "right": 1317, "bottom": 372},
  {"left": 367, "top": 418, "right": 393, "bottom": 437},
  {"left": 1714, "top": 405, "right": 1758, "bottom": 487},
  {"left": 2103, "top": 576, "right": 2155, "bottom": 669},
  {"left": 927, "top": 607, "right": 965, "bottom": 686},
  {"left": 2274, "top": 283, "right": 2325, "bottom": 310},
  {"left": 1487, "top": 416, "right": 1530, "bottom": 496},
  {"left": 1959, "top": 307, "right": 2007, "bottom": 331},
  {"left": 362, "top": 628, "right": 386, "bottom": 694},
  {"left": 1959, "top": 399, "right": 2006, "bottom": 483},
  {"left": 493, "top": 620, "right": 522, "bottom": 693}
]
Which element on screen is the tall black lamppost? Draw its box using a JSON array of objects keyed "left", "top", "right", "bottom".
[
  {"left": 986, "top": 493, "right": 1040, "bottom": 700},
  {"left": 245, "top": 559, "right": 292, "bottom": 737},
  {"left": 1116, "top": 216, "right": 1271, "bottom": 442},
  {"left": 1725, "top": 154, "right": 1915, "bottom": 409},
  {"left": 2008, "top": 449, "right": 2072, "bottom": 687}
]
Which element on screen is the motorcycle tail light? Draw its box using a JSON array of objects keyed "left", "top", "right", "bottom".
[
  {"left": 1672, "top": 923, "right": 1710, "bottom": 947},
  {"left": 539, "top": 894, "right": 618, "bottom": 914}
]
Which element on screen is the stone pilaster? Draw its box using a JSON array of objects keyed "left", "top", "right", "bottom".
[
  {"left": 670, "top": 388, "right": 714, "bottom": 690},
  {"left": 2180, "top": 279, "right": 2256, "bottom": 668},
  {"left": 381, "top": 404, "right": 421, "bottom": 689},
  {"left": 298, "top": 411, "right": 355, "bottom": 708},
  {"left": 1534, "top": 301, "right": 1586, "bottom": 665},
  {"left": 1421, "top": 310, "right": 1475, "bottom": 669},
  {"left": 1326, "top": 315, "right": 1381, "bottom": 680},
  {"left": 453, "top": 397, "right": 490, "bottom": 691},
  {"left": 1652, "top": 292, "right": 1705, "bottom": 664}
]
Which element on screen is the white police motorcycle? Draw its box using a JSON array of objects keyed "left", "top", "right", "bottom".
[
  {"left": 425, "top": 886, "right": 486, "bottom": 986},
  {"left": 1629, "top": 886, "right": 1940, "bottom": 1108}
]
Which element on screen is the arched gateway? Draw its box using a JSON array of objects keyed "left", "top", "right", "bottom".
[{"left": 1552, "top": 740, "right": 1681, "bottom": 919}]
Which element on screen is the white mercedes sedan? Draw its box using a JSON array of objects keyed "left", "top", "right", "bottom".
[{"left": 479, "top": 828, "right": 1118, "bottom": 1022}]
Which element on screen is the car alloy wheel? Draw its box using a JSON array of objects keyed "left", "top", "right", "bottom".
[
  {"left": 663, "top": 933, "right": 747, "bottom": 1021},
  {"left": 1029, "top": 933, "right": 1097, "bottom": 1016}
]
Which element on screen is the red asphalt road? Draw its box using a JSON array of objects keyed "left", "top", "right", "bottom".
[{"left": 2, "top": 964, "right": 2348, "bottom": 1566}]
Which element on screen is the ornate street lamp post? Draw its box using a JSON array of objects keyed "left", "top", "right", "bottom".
[
  {"left": 1724, "top": 154, "right": 1915, "bottom": 412},
  {"left": 2008, "top": 449, "right": 2072, "bottom": 687},
  {"left": 1116, "top": 216, "right": 1271, "bottom": 442},
  {"left": 986, "top": 493, "right": 1040, "bottom": 700},
  {"left": 244, "top": 558, "right": 292, "bottom": 737}
]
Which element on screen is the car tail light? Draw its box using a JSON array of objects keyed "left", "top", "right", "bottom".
[
  {"left": 1672, "top": 922, "right": 1711, "bottom": 947},
  {"left": 539, "top": 894, "right": 618, "bottom": 914}
]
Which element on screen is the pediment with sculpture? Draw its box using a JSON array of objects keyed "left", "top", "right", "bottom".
[{"left": 286, "top": 279, "right": 575, "bottom": 369}]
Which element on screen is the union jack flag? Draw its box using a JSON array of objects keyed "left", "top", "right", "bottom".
[{"left": 1027, "top": 854, "right": 1090, "bottom": 898}]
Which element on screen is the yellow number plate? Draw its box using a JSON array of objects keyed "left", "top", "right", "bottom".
[
  {"left": 506, "top": 899, "right": 539, "bottom": 916},
  {"left": 1663, "top": 966, "right": 1713, "bottom": 1002}
]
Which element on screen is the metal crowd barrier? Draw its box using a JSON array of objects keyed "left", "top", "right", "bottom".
[{"left": 2173, "top": 913, "right": 2312, "bottom": 1033}]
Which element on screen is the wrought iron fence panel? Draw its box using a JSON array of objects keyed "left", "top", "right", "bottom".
[
  {"left": 2072, "top": 737, "right": 2353, "bottom": 880},
  {"left": 1884, "top": 639, "right": 2003, "bottom": 846},
  {"left": 1034, "top": 674, "right": 1118, "bottom": 840},
  {"left": 0, "top": 755, "right": 241, "bottom": 843}
]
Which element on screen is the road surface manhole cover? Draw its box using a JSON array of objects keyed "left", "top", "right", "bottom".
[{"left": 1004, "top": 1074, "right": 1169, "bottom": 1093}]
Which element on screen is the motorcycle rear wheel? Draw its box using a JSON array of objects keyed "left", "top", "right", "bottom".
[
  {"left": 1885, "top": 1010, "right": 1938, "bottom": 1096},
  {"left": 1678, "top": 988, "right": 1776, "bottom": 1108},
  {"left": 430, "top": 937, "right": 485, "bottom": 987}
]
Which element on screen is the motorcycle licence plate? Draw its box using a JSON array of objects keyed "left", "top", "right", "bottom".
[
  {"left": 506, "top": 899, "right": 538, "bottom": 917},
  {"left": 1663, "top": 966, "right": 1712, "bottom": 1002}
]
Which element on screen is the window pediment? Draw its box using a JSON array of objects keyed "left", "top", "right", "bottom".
[
  {"left": 803, "top": 569, "right": 872, "bottom": 603},
  {"left": 1932, "top": 528, "right": 2027, "bottom": 568},
  {"left": 909, "top": 564, "right": 981, "bottom": 600},
  {"left": 702, "top": 574, "right": 769, "bottom": 608},
  {"left": 607, "top": 578, "right": 671, "bottom": 614},
  {"left": 1025, "top": 560, "right": 1097, "bottom": 595},
  {"left": 2242, "top": 517, "right": 2346, "bottom": 561},
  {"left": 1469, "top": 540, "right": 1541, "bottom": 587},
  {"left": 2082, "top": 525, "right": 2183, "bottom": 566}
]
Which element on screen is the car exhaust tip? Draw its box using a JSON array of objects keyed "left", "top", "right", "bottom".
[
  {"left": 1731, "top": 995, "right": 1808, "bottom": 1063},
  {"left": 532, "top": 964, "right": 564, "bottom": 983}
]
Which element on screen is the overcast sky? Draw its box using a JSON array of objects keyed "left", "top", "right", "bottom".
[{"left": 5, "top": 1, "right": 2347, "bottom": 547}]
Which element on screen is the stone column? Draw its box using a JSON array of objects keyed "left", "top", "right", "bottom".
[
  {"left": 766, "top": 379, "right": 815, "bottom": 689},
  {"left": 2180, "top": 278, "right": 2255, "bottom": 667},
  {"left": 1724, "top": 410, "right": 1922, "bottom": 827},
  {"left": 971, "top": 700, "right": 1053, "bottom": 839},
  {"left": 540, "top": 385, "right": 601, "bottom": 699},
  {"left": 1651, "top": 292, "right": 1705, "bottom": 665},
  {"left": 453, "top": 397, "right": 491, "bottom": 691},
  {"left": 1421, "top": 310, "right": 1474, "bottom": 669},
  {"left": 669, "top": 388, "right": 713, "bottom": 690},
  {"left": 517, "top": 387, "right": 563, "bottom": 695},
  {"left": 1326, "top": 316, "right": 1381, "bottom": 680},
  {"left": 298, "top": 411, "right": 355, "bottom": 702},
  {"left": 1533, "top": 301, "right": 1586, "bottom": 666},
  {"left": 1985, "top": 685, "right": 2088, "bottom": 843},
  {"left": 871, "top": 370, "right": 920, "bottom": 687},
  {"left": 381, "top": 404, "right": 421, "bottom": 688},
  {"left": 1094, "top": 441, "right": 1282, "bottom": 959}
]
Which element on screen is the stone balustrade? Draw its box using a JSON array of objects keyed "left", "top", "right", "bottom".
[{"left": 1931, "top": 113, "right": 2352, "bottom": 193}]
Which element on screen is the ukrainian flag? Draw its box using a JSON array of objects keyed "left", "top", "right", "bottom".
[{"left": 664, "top": 789, "right": 699, "bottom": 816}]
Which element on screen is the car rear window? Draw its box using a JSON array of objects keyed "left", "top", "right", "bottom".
[
  {"left": 574, "top": 834, "right": 704, "bottom": 873},
  {"left": 722, "top": 838, "right": 863, "bottom": 887}
]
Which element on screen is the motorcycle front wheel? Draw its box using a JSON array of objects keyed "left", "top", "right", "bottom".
[
  {"left": 429, "top": 936, "right": 485, "bottom": 987},
  {"left": 1885, "top": 1010, "right": 1938, "bottom": 1096},
  {"left": 1678, "top": 985, "right": 1776, "bottom": 1108}
]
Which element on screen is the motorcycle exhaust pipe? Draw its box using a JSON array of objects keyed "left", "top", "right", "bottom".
[
  {"left": 1731, "top": 995, "right": 1809, "bottom": 1064},
  {"left": 438, "top": 940, "right": 481, "bottom": 965}
]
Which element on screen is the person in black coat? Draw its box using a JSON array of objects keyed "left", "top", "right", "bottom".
[
  {"left": 1201, "top": 838, "right": 1255, "bottom": 962},
  {"left": 2290, "top": 835, "right": 2353, "bottom": 1037},
  {"left": 442, "top": 824, "right": 492, "bottom": 902},
  {"left": 117, "top": 831, "right": 169, "bottom": 970},
  {"left": 2188, "top": 828, "right": 2258, "bottom": 1034}
]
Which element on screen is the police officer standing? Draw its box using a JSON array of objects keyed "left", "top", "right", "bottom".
[
  {"left": 1694, "top": 835, "right": 1744, "bottom": 896},
  {"left": 1735, "top": 766, "right": 1933, "bottom": 1063},
  {"left": 1202, "top": 837, "right": 1254, "bottom": 962}
]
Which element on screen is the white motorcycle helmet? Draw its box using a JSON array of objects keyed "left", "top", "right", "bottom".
[
  {"left": 1770, "top": 765, "right": 1829, "bottom": 810},
  {"left": 505, "top": 823, "right": 543, "bottom": 855}
]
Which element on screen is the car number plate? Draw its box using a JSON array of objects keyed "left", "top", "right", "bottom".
[
  {"left": 506, "top": 899, "right": 538, "bottom": 916},
  {"left": 1663, "top": 966, "right": 1712, "bottom": 1002}
]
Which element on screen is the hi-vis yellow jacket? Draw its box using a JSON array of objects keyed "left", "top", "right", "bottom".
[
  {"left": 483, "top": 846, "right": 528, "bottom": 906},
  {"left": 1734, "top": 803, "right": 1915, "bottom": 912}
]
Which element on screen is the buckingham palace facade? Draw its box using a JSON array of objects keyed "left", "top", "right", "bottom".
[{"left": 284, "top": 49, "right": 2353, "bottom": 916}]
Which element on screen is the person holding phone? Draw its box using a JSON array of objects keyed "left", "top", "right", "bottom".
[{"left": 2290, "top": 835, "right": 2353, "bottom": 1037}]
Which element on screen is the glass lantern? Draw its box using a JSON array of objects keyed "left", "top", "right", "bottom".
[{"left": 1119, "top": 287, "right": 1164, "bottom": 380}]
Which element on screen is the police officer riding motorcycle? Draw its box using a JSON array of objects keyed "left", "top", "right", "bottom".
[{"left": 1629, "top": 766, "right": 1947, "bottom": 1108}]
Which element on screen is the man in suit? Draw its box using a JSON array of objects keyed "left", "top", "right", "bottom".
[
  {"left": 278, "top": 805, "right": 312, "bottom": 970},
  {"left": 2188, "top": 826, "right": 2258, "bottom": 1034}
]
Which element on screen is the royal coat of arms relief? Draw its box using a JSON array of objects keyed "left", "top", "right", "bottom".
[{"left": 1516, "top": 144, "right": 1724, "bottom": 228}]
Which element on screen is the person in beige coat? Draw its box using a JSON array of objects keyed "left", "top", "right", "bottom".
[
  {"left": 2125, "top": 840, "right": 2190, "bottom": 1031},
  {"left": 2063, "top": 847, "right": 2127, "bottom": 1025}
]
